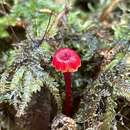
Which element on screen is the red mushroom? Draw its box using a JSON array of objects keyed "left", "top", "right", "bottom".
[{"left": 51, "top": 48, "right": 81, "bottom": 116}]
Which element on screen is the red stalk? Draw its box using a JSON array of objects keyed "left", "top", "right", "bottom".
[{"left": 63, "top": 72, "right": 72, "bottom": 116}]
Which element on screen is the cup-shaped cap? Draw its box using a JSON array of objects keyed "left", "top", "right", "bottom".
[{"left": 51, "top": 48, "right": 81, "bottom": 72}]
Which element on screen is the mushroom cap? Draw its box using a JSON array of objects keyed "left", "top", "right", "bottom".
[{"left": 51, "top": 48, "right": 81, "bottom": 73}]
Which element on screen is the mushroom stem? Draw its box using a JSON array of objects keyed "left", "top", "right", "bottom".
[{"left": 63, "top": 72, "right": 72, "bottom": 116}]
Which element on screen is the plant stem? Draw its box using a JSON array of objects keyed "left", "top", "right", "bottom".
[{"left": 63, "top": 72, "right": 72, "bottom": 116}]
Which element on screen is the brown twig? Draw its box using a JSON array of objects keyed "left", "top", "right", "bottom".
[{"left": 100, "top": 0, "right": 121, "bottom": 22}]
